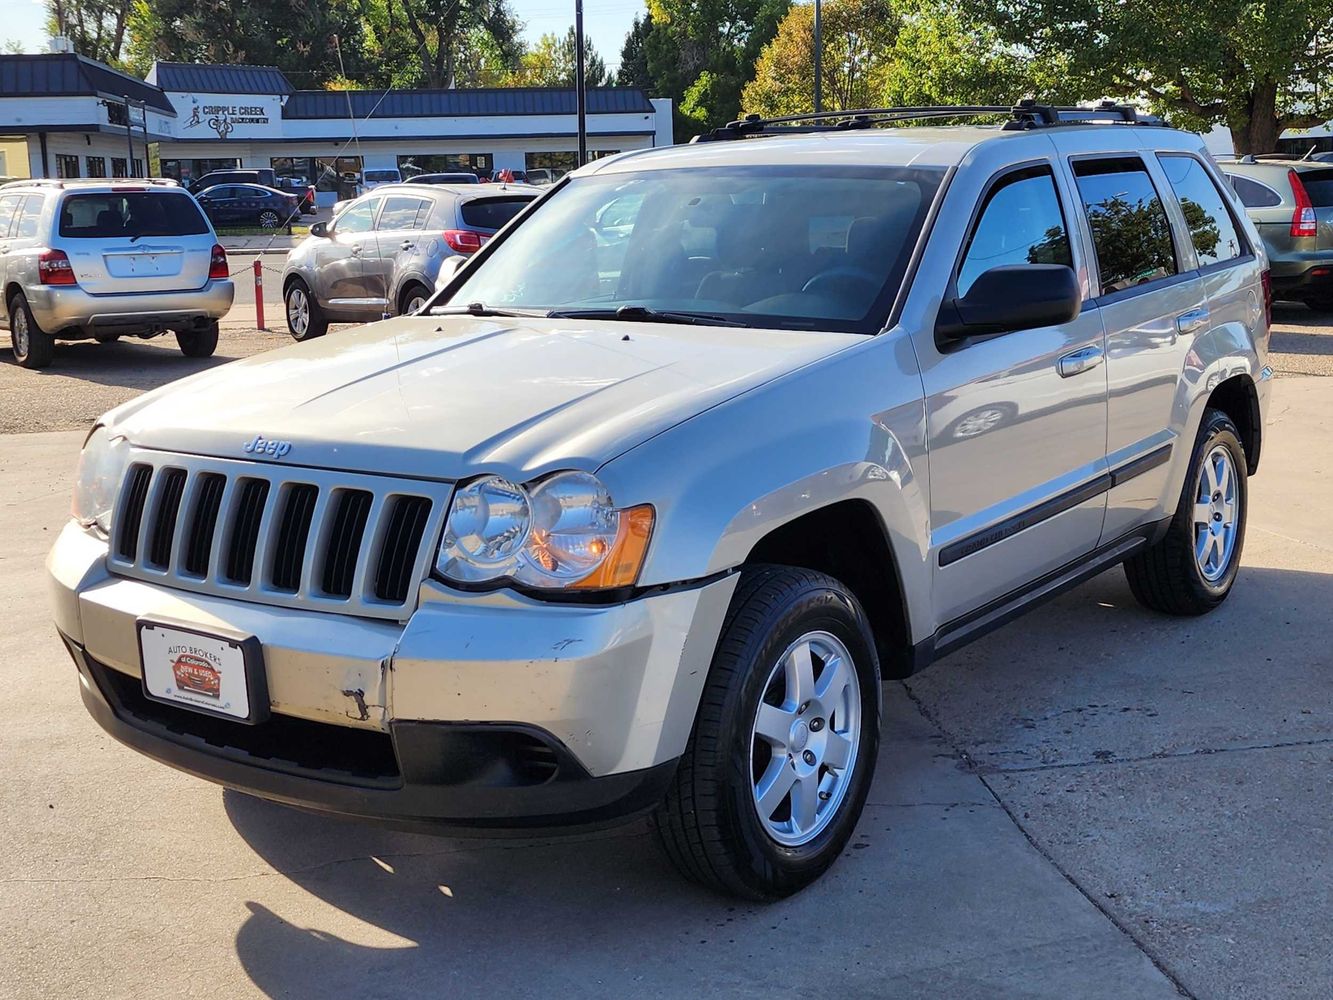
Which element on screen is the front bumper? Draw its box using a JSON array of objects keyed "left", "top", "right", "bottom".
[
  {"left": 25, "top": 280, "right": 234, "bottom": 335},
  {"left": 49, "top": 522, "right": 735, "bottom": 830}
]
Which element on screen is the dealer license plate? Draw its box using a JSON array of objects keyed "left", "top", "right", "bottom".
[{"left": 138, "top": 621, "right": 263, "bottom": 723}]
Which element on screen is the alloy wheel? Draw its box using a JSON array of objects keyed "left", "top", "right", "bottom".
[
  {"left": 259, "top": 211, "right": 281, "bottom": 228},
  {"left": 1193, "top": 444, "right": 1240, "bottom": 581},
  {"left": 287, "top": 288, "right": 309, "bottom": 337},
  {"left": 749, "top": 631, "right": 862, "bottom": 847},
  {"left": 12, "top": 306, "right": 28, "bottom": 357}
]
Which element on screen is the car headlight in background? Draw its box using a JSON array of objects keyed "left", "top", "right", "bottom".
[
  {"left": 72, "top": 426, "right": 131, "bottom": 535},
  {"left": 436, "top": 471, "right": 654, "bottom": 591}
]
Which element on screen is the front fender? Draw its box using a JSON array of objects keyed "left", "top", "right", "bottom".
[{"left": 599, "top": 331, "right": 934, "bottom": 644}]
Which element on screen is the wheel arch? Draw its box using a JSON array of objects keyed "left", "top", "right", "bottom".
[
  {"left": 742, "top": 500, "right": 914, "bottom": 678},
  {"left": 1205, "top": 373, "right": 1262, "bottom": 475}
]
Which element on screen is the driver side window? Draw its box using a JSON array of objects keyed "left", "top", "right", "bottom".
[
  {"left": 335, "top": 198, "right": 380, "bottom": 234},
  {"left": 959, "top": 167, "right": 1072, "bottom": 296}
]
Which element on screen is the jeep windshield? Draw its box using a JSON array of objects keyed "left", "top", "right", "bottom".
[{"left": 441, "top": 165, "right": 944, "bottom": 333}]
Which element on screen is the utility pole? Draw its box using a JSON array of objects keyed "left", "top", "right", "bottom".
[
  {"left": 813, "top": 0, "right": 822, "bottom": 113},
  {"left": 123, "top": 96, "right": 137, "bottom": 176},
  {"left": 575, "top": 0, "right": 588, "bottom": 166}
]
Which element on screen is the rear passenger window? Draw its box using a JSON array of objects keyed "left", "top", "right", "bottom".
[
  {"left": 0, "top": 194, "right": 21, "bottom": 238},
  {"left": 1158, "top": 155, "right": 1245, "bottom": 267},
  {"left": 958, "top": 167, "right": 1072, "bottom": 296},
  {"left": 1225, "top": 174, "right": 1282, "bottom": 209},
  {"left": 377, "top": 196, "right": 429, "bottom": 231},
  {"left": 14, "top": 195, "right": 44, "bottom": 238},
  {"left": 1073, "top": 158, "right": 1177, "bottom": 294}
]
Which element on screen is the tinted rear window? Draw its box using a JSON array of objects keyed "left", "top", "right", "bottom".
[
  {"left": 59, "top": 193, "right": 209, "bottom": 238},
  {"left": 460, "top": 196, "right": 534, "bottom": 230},
  {"left": 365, "top": 170, "right": 400, "bottom": 182},
  {"left": 1299, "top": 168, "right": 1333, "bottom": 207}
]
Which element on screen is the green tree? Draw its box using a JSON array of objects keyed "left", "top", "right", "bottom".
[
  {"left": 47, "top": 0, "right": 132, "bottom": 66},
  {"left": 126, "top": 0, "right": 367, "bottom": 86},
  {"left": 970, "top": 0, "right": 1333, "bottom": 153},
  {"left": 617, "top": 12, "right": 655, "bottom": 88},
  {"left": 509, "top": 27, "right": 610, "bottom": 88},
  {"left": 743, "top": 0, "right": 900, "bottom": 117},
  {"left": 387, "top": 0, "right": 521, "bottom": 89},
  {"left": 644, "top": 0, "right": 790, "bottom": 133}
]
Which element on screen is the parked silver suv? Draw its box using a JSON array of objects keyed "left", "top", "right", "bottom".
[
  {"left": 0, "top": 179, "right": 233, "bottom": 368},
  {"left": 48, "top": 105, "right": 1271, "bottom": 899},
  {"left": 280, "top": 182, "right": 538, "bottom": 340}
]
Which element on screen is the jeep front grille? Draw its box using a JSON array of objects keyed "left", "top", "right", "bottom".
[{"left": 108, "top": 451, "right": 451, "bottom": 621}]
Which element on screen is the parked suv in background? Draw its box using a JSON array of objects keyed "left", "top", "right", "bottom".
[
  {"left": 1219, "top": 156, "right": 1333, "bottom": 309},
  {"left": 281, "top": 182, "right": 538, "bottom": 339},
  {"left": 1, "top": 179, "right": 233, "bottom": 368},
  {"left": 50, "top": 105, "right": 1271, "bottom": 899}
]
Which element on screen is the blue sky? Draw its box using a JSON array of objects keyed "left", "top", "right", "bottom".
[{"left": 3, "top": 0, "right": 647, "bottom": 73}]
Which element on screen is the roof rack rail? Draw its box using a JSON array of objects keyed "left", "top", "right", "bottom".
[
  {"left": 0, "top": 177, "right": 181, "bottom": 189},
  {"left": 692, "top": 100, "right": 1163, "bottom": 142}
]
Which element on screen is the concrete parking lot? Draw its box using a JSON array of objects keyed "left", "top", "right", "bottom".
[{"left": 0, "top": 308, "right": 1329, "bottom": 999}]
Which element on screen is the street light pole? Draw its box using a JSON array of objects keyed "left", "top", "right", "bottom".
[
  {"left": 575, "top": 0, "right": 588, "bottom": 166},
  {"left": 813, "top": 0, "right": 822, "bottom": 113}
]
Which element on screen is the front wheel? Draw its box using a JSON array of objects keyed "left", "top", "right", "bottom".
[
  {"left": 652, "top": 566, "right": 881, "bottom": 899},
  {"left": 1124, "top": 408, "right": 1247, "bottom": 615},
  {"left": 285, "top": 280, "right": 327, "bottom": 341}
]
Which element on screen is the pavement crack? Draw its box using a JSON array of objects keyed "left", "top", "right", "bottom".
[
  {"left": 974, "top": 735, "right": 1333, "bottom": 775},
  {"left": 897, "top": 681, "right": 1199, "bottom": 1000}
]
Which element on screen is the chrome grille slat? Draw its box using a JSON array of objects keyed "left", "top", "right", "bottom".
[{"left": 107, "top": 449, "right": 451, "bottom": 622}]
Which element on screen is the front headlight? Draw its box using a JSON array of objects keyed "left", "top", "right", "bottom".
[
  {"left": 72, "top": 426, "right": 131, "bottom": 535},
  {"left": 436, "top": 471, "right": 654, "bottom": 591}
]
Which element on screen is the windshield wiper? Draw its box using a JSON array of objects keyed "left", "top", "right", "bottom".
[
  {"left": 430, "top": 301, "right": 548, "bottom": 318},
  {"left": 549, "top": 305, "right": 750, "bottom": 327}
]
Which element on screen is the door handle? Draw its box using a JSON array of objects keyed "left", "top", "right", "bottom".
[
  {"left": 1176, "top": 308, "right": 1210, "bottom": 334},
  {"left": 350, "top": 246, "right": 363, "bottom": 257},
  {"left": 400, "top": 241, "right": 414, "bottom": 251},
  {"left": 1058, "top": 345, "right": 1103, "bottom": 378}
]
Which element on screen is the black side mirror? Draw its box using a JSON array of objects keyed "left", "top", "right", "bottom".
[
  {"left": 936, "top": 264, "right": 1081, "bottom": 343},
  {"left": 309, "top": 221, "right": 329, "bottom": 238}
]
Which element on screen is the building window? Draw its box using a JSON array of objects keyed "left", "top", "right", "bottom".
[
  {"left": 526, "top": 152, "right": 577, "bottom": 173},
  {"left": 55, "top": 154, "right": 80, "bottom": 179},
  {"left": 397, "top": 154, "right": 492, "bottom": 179},
  {"left": 111, "top": 157, "right": 128, "bottom": 178},
  {"left": 159, "top": 158, "right": 238, "bottom": 183},
  {"left": 313, "top": 156, "right": 363, "bottom": 194},
  {"left": 133, "top": 158, "right": 143, "bottom": 178},
  {"left": 86, "top": 156, "right": 107, "bottom": 178}
]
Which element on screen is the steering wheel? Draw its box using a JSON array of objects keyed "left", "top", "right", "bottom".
[{"left": 801, "top": 268, "right": 882, "bottom": 298}]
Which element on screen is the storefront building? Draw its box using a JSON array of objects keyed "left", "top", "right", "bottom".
[
  {"left": 0, "top": 51, "right": 170, "bottom": 180},
  {"left": 1, "top": 53, "right": 672, "bottom": 201}
]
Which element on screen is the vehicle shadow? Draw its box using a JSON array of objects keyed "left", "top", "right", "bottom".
[
  {"left": 223, "top": 564, "right": 1331, "bottom": 998},
  {"left": 0, "top": 333, "right": 258, "bottom": 390}
]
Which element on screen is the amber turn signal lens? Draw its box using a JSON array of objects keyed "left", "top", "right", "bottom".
[{"left": 572, "top": 505, "right": 655, "bottom": 589}]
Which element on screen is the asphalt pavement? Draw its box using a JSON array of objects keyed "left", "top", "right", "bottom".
[{"left": 0, "top": 292, "right": 1331, "bottom": 998}]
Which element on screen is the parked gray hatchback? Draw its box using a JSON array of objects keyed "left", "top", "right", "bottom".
[{"left": 280, "top": 182, "right": 538, "bottom": 340}]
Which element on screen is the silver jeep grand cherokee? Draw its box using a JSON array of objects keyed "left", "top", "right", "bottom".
[{"left": 48, "top": 104, "right": 1272, "bottom": 899}]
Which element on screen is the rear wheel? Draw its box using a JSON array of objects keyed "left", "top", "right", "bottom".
[
  {"left": 651, "top": 566, "right": 880, "bottom": 899},
  {"left": 257, "top": 210, "right": 281, "bottom": 229},
  {"left": 9, "top": 292, "right": 54, "bottom": 369},
  {"left": 285, "top": 280, "right": 327, "bottom": 341},
  {"left": 1124, "top": 408, "right": 1247, "bottom": 615},
  {"left": 398, "top": 283, "right": 431, "bottom": 316},
  {"left": 176, "top": 321, "right": 218, "bottom": 358}
]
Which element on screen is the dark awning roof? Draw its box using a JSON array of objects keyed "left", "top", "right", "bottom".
[
  {"left": 147, "top": 62, "right": 293, "bottom": 96},
  {"left": 0, "top": 54, "right": 174, "bottom": 114},
  {"left": 284, "top": 87, "right": 655, "bottom": 120}
]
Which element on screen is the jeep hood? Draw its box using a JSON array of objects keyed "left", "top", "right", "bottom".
[{"left": 108, "top": 315, "right": 857, "bottom": 480}]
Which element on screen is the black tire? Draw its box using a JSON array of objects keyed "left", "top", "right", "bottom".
[
  {"left": 1124, "top": 408, "right": 1247, "bottom": 615},
  {"left": 8, "top": 292, "right": 54, "bottom": 369},
  {"left": 651, "top": 566, "right": 881, "bottom": 899},
  {"left": 176, "top": 321, "right": 219, "bottom": 358},
  {"left": 94, "top": 334, "right": 121, "bottom": 344},
  {"left": 398, "top": 282, "right": 431, "bottom": 316},
  {"left": 257, "top": 210, "right": 281, "bottom": 229},
  {"left": 285, "top": 279, "right": 328, "bottom": 341}
]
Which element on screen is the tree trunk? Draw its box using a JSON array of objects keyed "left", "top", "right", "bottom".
[{"left": 1230, "top": 81, "right": 1281, "bottom": 155}]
